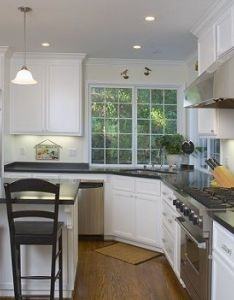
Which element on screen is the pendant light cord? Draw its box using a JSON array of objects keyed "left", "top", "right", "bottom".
[{"left": 23, "top": 8, "right": 27, "bottom": 67}]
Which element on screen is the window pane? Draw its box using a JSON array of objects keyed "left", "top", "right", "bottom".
[
  {"left": 91, "top": 87, "right": 105, "bottom": 102},
  {"left": 106, "top": 119, "right": 118, "bottom": 133},
  {"left": 152, "top": 89, "right": 163, "bottom": 104},
  {"left": 106, "top": 134, "right": 118, "bottom": 148},
  {"left": 119, "top": 104, "right": 132, "bottom": 118},
  {"left": 119, "top": 150, "right": 132, "bottom": 164},
  {"left": 151, "top": 150, "right": 161, "bottom": 164},
  {"left": 106, "top": 149, "right": 118, "bottom": 164},
  {"left": 165, "top": 90, "right": 177, "bottom": 104},
  {"left": 151, "top": 120, "right": 163, "bottom": 134},
  {"left": 92, "top": 134, "right": 104, "bottom": 148},
  {"left": 119, "top": 134, "right": 132, "bottom": 148},
  {"left": 119, "top": 88, "right": 132, "bottom": 103},
  {"left": 137, "top": 150, "right": 150, "bottom": 164},
  {"left": 165, "top": 105, "right": 177, "bottom": 119},
  {"left": 92, "top": 118, "right": 104, "bottom": 133},
  {"left": 137, "top": 104, "right": 150, "bottom": 119},
  {"left": 137, "top": 120, "right": 150, "bottom": 134},
  {"left": 92, "top": 149, "right": 104, "bottom": 164},
  {"left": 91, "top": 103, "right": 105, "bottom": 118},
  {"left": 151, "top": 135, "right": 163, "bottom": 150},
  {"left": 137, "top": 135, "right": 150, "bottom": 149},
  {"left": 105, "top": 88, "right": 118, "bottom": 102},
  {"left": 106, "top": 103, "right": 118, "bottom": 118},
  {"left": 119, "top": 119, "right": 132, "bottom": 133},
  {"left": 137, "top": 89, "right": 150, "bottom": 103},
  {"left": 165, "top": 120, "right": 177, "bottom": 134}
]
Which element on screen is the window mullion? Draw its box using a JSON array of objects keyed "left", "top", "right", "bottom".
[{"left": 132, "top": 87, "right": 137, "bottom": 166}]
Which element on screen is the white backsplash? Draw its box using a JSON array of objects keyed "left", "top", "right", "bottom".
[
  {"left": 11, "top": 135, "right": 88, "bottom": 163},
  {"left": 220, "top": 140, "right": 234, "bottom": 172}
]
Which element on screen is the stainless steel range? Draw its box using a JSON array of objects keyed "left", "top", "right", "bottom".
[{"left": 173, "top": 187, "right": 234, "bottom": 300}]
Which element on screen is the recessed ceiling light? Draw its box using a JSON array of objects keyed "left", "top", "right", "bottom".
[
  {"left": 133, "top": 45, "right": 142, "bottom": 49},
  {"left": 41, "top": 42, "right": 50, "bottom": 47},
  {"left": 145, "top": 16, "right": 155, "bottom": 22}
]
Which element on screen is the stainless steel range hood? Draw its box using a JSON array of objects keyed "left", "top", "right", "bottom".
[{"left": 185, "top": 56, "right": 234, "bottom": 108}]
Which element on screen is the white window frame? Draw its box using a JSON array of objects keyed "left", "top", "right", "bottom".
[{"left": 88, "top": 83, "right": 183, "bottom": 167}]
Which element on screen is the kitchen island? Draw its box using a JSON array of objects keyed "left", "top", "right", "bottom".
[{"left": 0, "top": 180, "right": 79, "bottom": 298}]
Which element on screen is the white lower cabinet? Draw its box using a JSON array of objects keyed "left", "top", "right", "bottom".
[
  {"left": 111, "top": 176, "right": 162, "bottom": 248},
  {"left": 135, "top": 194, "right": 161, "bottom": 247},
  {"left": 112, "top": 190, "right": 135, "bottom": 239},
  {"left": 212, "top": 221, "right": 234, "bottom": 300}
]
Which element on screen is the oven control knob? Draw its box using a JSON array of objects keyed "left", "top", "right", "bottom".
[
  {"left": 189, "top": 211, "right": 195, "bottom": 221},
  {"left": 175, "top": 201, "right": 182, "bottom": 209},
  {"left": 193, "top": 215, "right": 199, "bottom": 225},
  {"left": 173, "top": 199, "right": 178, "bottom": 206},
  {"left": 180, "top": 204, "right": 185, "bottom": 212},
  {"left": 183, "top": 207, "right": 190, "bottom": 216}
]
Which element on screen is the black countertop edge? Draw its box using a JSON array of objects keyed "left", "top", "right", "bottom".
[
  {"left": 0, "top": 198, "right": 75, "bottom": 205},
  {"left": 212, "top": 211, "right": 234, "bottom": 234}
]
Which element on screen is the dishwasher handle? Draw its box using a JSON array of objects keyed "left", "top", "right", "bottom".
[{"left": 79, "top": 182, "right": 103, "bottom": 189}]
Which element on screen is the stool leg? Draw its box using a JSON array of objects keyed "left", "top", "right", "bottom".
[
  {"left": 16, "top": 244, "right": 22, "bottom": 299},
  {"left": 50, "top": 242, "right": 57, "bottom": 300},
  {"left": 10, "top": 240, "right": 20, "bottom": 299},
  {"left": 59, "top": 234, "right": 63, "bottom": 300}
]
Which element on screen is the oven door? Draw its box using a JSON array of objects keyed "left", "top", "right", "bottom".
[{"left": 176, "top": 217, "right": 210, "bottom": 300}]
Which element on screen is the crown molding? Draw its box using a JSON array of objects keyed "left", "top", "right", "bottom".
[
  {"left": 191, "top": 0, "right": 234, "bottom": 37},
  {"left": 185, "top": 50, "right": 198, "bottom": 65},
  {"left": 12, "top": 52, "right": 87, "bottom": 61},
  {"left": 86, "top": 57, "right": 186, "bottom": 66}
]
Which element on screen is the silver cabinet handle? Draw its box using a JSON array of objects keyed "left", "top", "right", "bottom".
[
  {"left": 175, "top": 217, "right": 207, "bottom": 249},
  {"left": 221, "top": 244, "right": 232, "bottom": 256}
]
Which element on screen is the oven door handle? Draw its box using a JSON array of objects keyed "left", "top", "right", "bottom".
[{"left": 175, "top": 217, "right": 207, "bottom": 249}]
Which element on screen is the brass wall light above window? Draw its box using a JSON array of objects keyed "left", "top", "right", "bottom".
[{"left": 12, "top": 7, "right": 37, "bottom": 85}]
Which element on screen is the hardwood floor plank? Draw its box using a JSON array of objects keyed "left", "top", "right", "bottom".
[{"left": 73, "top": 241, "right": 190, "bottom": 300}]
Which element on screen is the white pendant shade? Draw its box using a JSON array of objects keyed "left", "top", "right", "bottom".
[{"left": 11, "top": 67, "right": 37, "bottom": 85}]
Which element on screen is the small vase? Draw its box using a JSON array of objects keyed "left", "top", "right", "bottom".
[{"left": 167, "top": 154, "right": 181, "bottom": 169}]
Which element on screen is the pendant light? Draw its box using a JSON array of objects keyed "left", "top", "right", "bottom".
[{"left": 12, "top": 7, "right": 37, "bottom": 85}]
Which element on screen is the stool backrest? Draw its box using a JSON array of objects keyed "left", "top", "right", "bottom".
[{"left": 4, "top": 179, "right": 60, "bottom": 236}]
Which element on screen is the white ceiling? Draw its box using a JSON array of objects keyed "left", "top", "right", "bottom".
[{"left": 0, "top": 0, "right": 215, "bottom": 60}]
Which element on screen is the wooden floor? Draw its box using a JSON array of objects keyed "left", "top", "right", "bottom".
[
  {"left": 0, "top": 241, "right": 190, "bottom": 300},
  {"left": 73, "top": 240, "right": 190, "bottom": 300}
]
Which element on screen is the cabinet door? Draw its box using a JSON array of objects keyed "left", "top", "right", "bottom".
[
  {"left": 135, "top": 195, "right": 161, "bottom": 247},
  {"left": 47, "top": 61, "right": 82, "bottom": 135},
  {"left": 212, "top": 252, "right": 234, "bottom": 300},
  {"left": 198, "top": 109, "right": 218, "bottom": 136},
  {"left": 10, "top": 62, "right": 45, "bottom": 133},
  {"left": 198, "top": 26, "right": 216, "bottom": 75},
  {"left": 112, "top": 191, "right": 135, "bottom": 239},
  {"left": 216, "top": 9, "right": 234, "bottom": 58}
]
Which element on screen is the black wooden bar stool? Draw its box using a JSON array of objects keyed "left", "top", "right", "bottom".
[{"left": 4, "top": 179, "right": 63, "bottom": 300}]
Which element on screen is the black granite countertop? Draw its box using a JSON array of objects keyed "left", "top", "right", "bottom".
[
  {"left": 5, "top": 161, "right": 234, "bottom": 233},
  {"left": 212, "top": 211, "right": 234, "bottom": 234},
  {"left": 0, "top": 179, "right": 80, "bottom": 205}
]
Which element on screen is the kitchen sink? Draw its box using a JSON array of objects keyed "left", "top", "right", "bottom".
[{"left": 122, "top": 168, "right": 176, "bottom": 176}]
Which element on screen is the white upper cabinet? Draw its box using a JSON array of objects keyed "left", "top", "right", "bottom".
[
  {"left": 198, "top": 26, "right": 216, "bottom": 75},
  {"left": 197, "top": 109, "right": 218, "bottom": 136},
  {"left": 10, "top": 54, "right": 85, "bottom": 135},
  {"left": 10, "top": 62, "right": 46, "bottom": 133},
  {"left": 47, "top": 61, "right": 82, "bottom": 134},
  {"left": 216, "top": 8, "right": 234, "bottom": 58}
]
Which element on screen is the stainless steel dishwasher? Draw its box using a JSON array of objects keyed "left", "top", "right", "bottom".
[{"left": 78, "top": 181, "right": 104, "bottom": 237}]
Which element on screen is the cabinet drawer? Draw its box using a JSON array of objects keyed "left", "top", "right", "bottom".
[
  {"left": 162, "top": 225, "right": 175, "bottom": 267},
  {"left": 135, "top": 179, "right": 161, "bottom": 196},
  {"left": 213, "top": 221, "right": 234, "bottom": 268},
  {"left": 162, "top": 201, "right": 176, "bottom": 235},
  {"left": 112, "top": 176, "right": 135, "bottom": 192}
]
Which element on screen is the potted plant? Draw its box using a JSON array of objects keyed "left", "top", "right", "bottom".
[{"left": 158, "top": 134, "right": 185, "bottom": 167}]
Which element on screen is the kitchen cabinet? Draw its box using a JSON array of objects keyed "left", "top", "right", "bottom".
[
  {"left": 198, "top": 109, "right": 218, "bottom": 136},
  {"left": 10, "top": 54, "right": 85, "bottom": 135},
  {"left": 212, "top": 221, "right": 234, "bottom": 300},
  {"left": 112, "top": 190, "right": 135, "bottom": 239},
  {"left": 111, "top": 176, "right": 162, "bottom": 248},
  {"left": 216, "top": 8, "right": 234, "bottom": 58},
  {"left": 198, "top": 26, "right": 216, "bottom": 75}
]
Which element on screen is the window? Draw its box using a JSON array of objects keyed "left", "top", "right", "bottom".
[
  {"left": 196, "top": 138, "right": 220, "bottom": 170},
  {"left": 90, "top": 85, "right": 178, "bottom": 165},
  {"left": 136, "top": 88, "right": 177, "bottom": 164}
]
